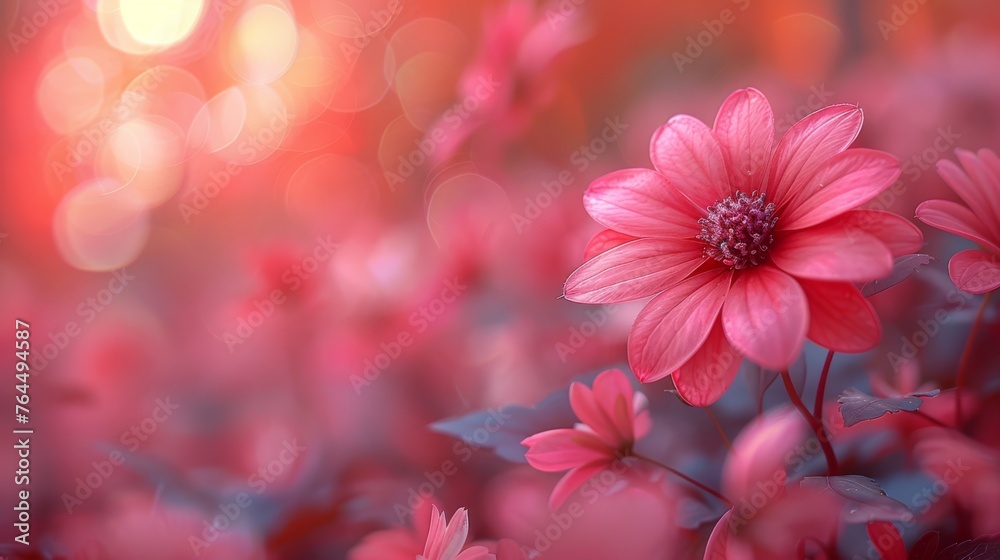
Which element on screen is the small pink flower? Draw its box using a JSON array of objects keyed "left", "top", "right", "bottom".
[
  {"left": 564, "top": 88, "right": 923, "bottom": 406},
  {"left": 916, "top": 148, "right": 1000, "bottom": 294},
  {"left": 349, "top": 506, "right": 493, "bottom": 560},
  {"left": 521, "top": 369, "right": 651, "bottom": 509}
]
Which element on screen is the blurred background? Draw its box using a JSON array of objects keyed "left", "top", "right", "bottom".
[{"left": 1, "top": 0, "right": 999, "bottom": 557}]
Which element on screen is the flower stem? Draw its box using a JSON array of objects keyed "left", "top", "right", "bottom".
[
  {"left": 632, "top": 453, "right": 731, "bottom": 507},
  {"left": 812, "top": 350, "right": 836, "bottom": 420},
  {"left": 705, "top": 407, "right": 733, "bottom": 452},
  {"left": 956, "top": 292, "right": 991, "bottom": 426},
  {"left": 913, "top": 410, "right": 949, "bottom": 429},
  {"left": 780, "top": 369, "right": 839, "bottom": 475}
]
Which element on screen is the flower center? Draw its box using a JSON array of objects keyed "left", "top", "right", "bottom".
[{"left": 697, "top": 191, "right": 778, "bottom": 270}]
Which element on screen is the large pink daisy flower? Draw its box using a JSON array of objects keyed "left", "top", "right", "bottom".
[
  {"left": 915, "top": 148, "right": 1000, "bottom": 294},
  {"left": 564, "top": 88, "right": 923, "bottom": 406}
]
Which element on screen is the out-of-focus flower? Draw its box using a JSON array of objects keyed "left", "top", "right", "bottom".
[
  {"left": 521, "top": 369, "right": 650, "bottom": 509},
  {"left": 349, "top": 505, "right": 493, "bottom": 560},
  {"left": 915, "top": 427, "right": 1000, "bottom": 535},
  {"left": 916, "top": 148, "right": 1000, "bottom": 294},
  {"left": 706, "top": 407, "right": 842, "bottom": 558},
  {"left": 564, "top": 88, "right": 923, "bottom": 405},
  {"left": 429, "top": 0, "right": 587, "bottom": 166}
]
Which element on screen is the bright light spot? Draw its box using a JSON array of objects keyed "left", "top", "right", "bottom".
[
  {"left": 37, "top": 57, "right": 106, "bottom": 134},
  {"left": 96, "top": 116, "right": 186, "bottom": 207},
  {"left": 54, "top": 178, "right": 151, "bottom": 271},
  {"left": 187, "top": 87, "right": 247, "bottom": 154},
  {"left": 120, "top": 0, "right": 205, "bottom": 47},
  {"left": 231, "top": 5, "right": 298, "bottom": 84}
]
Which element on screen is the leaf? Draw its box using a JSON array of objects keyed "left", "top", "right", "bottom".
[
  {"left": 934, "top": 533, "right": 1000, "bottom": 560},
  {"left": 908, "top": 531, "right": 939, "bottom": 560},
  {"left": 861, "top": 254, "right": 934, "bottom": 297},
  {"left": 838, "top": 388, "right": 941, "bottom": 427},
  {"left": 800, "top": 475, "right": 910, "bottom": 523},
  {"left": 430, "top": 381, "right": 578, "bottom": 463},
  {"left": 867, "top": 520, "right": 906, "bottom": 560}
]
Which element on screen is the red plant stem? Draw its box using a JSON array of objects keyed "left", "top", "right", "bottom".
[
  {"left": 633, "top": 453, "right": 732, "bottom": 507},
  {"left": 913, "top": 410, "right": 949, "bottom": 429},
  {"left": 812, "top": 350, "right": 836, "bottom": 420},
  {"left": 956, "top": 292, "right": 991, "bottom": 425},
  {"left": 705, "top": 407, "right": 733, "bottom": 452},
  {"left": 781, "top": 369, "right": 839, "bottom": 475}
]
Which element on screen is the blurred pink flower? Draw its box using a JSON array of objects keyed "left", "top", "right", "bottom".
[
  {"left": 349, "top": 506, "right": 493, "bottom": 560},
  {"left": 916, "top": 148, "right": 1000, "bottom": 294},
  {"left": 565, "top": 88, "right": 923, "bottom": 405},
  {"left": 521, "top": 369, "right": 651, "bottom": 509}
]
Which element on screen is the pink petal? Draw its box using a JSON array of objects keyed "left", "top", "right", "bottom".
[
  {"left": 522, "top": 429, "right": 612, "bottom": 471},
  {"left": 583, "top": 229, "right": 638, "bottom": 260},
  {"left": 799, "top": 279, "right": 881, "bottom": 352},
  {"left": 672, "top": 319, "right": 743, "bottom": 406},
  {"left": 627, "top": 269, "right": 732, "bottom": 383},
  {"left": 569, "top": 381, "right": 625, "bottom": 446},
  {"left": 768, "top": 105, "right": 863, "bottom": 209},
  {"left": 825, "top": 210, "right": 923, "bottom": 257},
  {"left": 564, "top": 239, "right": 705, "bottom": 303},
  {"left": 704, "top": 511, "right": 756, "bottom": 560},
  {"left": 549, "top": 462, "right": 608, "bottom": 510},
  {"left": 781, "top": 149, "right": 901, "bottom": 230},
  {"left": 770, "top": 222, "right": 894, "bottom": 282},
  {"left": 721, "top": 266, "right": 808, "bottom": 370},
  {"left": 592, "top": 369, "right": 639, "bottom": 443},
  {"left": 866, "top": 521, "right": 906, "bottom": 560},
  {"left": 650, "top": 115, "right": 731, "bottom": 211},
  {"left": 713, "top": 88, "right": 774, "bottom": 194},
  {"left": 954, "top": 149, "right": 1000, "bottom": 238},
  {"left": 584, "top": 168, "right": 701, "bottom": 238},
  {"left": 722, "top": 406, "right": 806, "bottom": 501},
  {"left": 435, "top": 508, "right": 471, "bottom": 560},
  {"left": 349, "top": 528, "right": 422, "bottom": 560},
  {"left": 915, "top": 199, "right": 1000, "bottom": 255},
  {"left": 423, "top": 506, "right": 448, "bottom": 560},
  {"left": 949, "top": 249, "right": 1000, "bottom": 294},
  {"left": 455, "top": 546, "right": 495, "bottom": 560}
]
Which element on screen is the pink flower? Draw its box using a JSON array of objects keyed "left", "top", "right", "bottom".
[
  {"left": 349, "top": 506, "right": 494, "bottom": 560},
  {"left": 521, "top": 369, "right": 651, "bottom": 509},
  {"left": 564, "top": 88, "right": 923, "bottom": 405},
  {"left": 915, "top": 148, "right": 1000, "bottom": 294}
]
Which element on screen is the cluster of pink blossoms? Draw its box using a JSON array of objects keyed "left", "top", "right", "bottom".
[{"left": 352, "top": 87, "right": 1000, "bottom": 559}]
